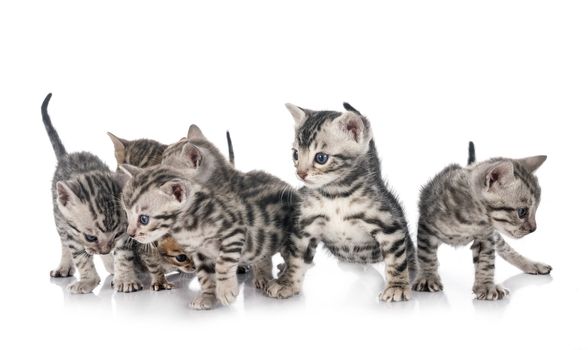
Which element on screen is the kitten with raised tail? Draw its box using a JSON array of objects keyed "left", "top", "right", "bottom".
[
  {"left": 413, "top": 141, "right": 550, "bottom": 300},
  {"left": 160, "top": 125, "right": 300, "bottom": 290},
  {"left": 264, "top": 103, "right": 416, "bottom": 302},
  {"left": 44, "top": 93, "right": 172, "bottom": 293},
  {"left": 118, "top": 164, "right": 287, "bottom": 309}
]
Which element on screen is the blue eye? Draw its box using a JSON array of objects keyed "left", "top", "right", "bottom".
[
  {"left": 314, "top": 152, "right": 329, "bottom": 165},
  {"left": 517, "top": 207, "right": 528, "bottom": 219},
  {"left": 84, "top": 234, "right": 98, "bottom": 243},
  {"left": 293, "top": 150, "right": 298, "bottom": 161},
  {"left": 139, "top": 214, "right": 150, "bottom": 225}
]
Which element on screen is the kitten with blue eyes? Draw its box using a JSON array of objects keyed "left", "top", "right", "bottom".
[
  {"left": 44, "top": 94, "right": 173, "bottom": 293},
  {"left": 413, "top": 141, "right": 550, "bottom": 300},
  {"left": 265, "top": 102, "right": 416, "bottom": 302}
]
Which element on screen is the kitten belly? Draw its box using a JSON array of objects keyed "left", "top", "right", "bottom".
[
  {"left": 433, "top": 220, "right": 490, "bottom": 246},
  {"left": 302, "top": 196, "right": 383, "bottom": 264}
]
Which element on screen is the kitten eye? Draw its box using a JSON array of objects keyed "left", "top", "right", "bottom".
[
  {"left": 517, "top": 207, "right": 529, "bottom": 219},
  {"left": 84, "top": 234, "right": 98, "bottom": 243},
  {"left": 292, "top": 150, "right": 298, "bottom": 161},
  {"left": 314, "top": 152, "right": 329, "bottom": 165},
  {"left": 138, "top": 214, "right": 150, "bottom": 225},
  {"left": 175, "top": 254, "right": 188, "bottom": 262}
]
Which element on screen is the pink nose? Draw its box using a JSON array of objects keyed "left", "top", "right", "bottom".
[
  {"left": 297, "top": 171, "right": 308, "bottom": 180},
  {"left": 128, "top": 228, "right": 137, "bottom": 238}
]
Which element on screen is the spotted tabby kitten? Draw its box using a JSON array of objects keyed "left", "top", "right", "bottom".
[
  {"left": 119, "top": 165, "right": 289, "bottom": 309},
  {"left": 44, "top": 94, "right": 172, "bottom": 293},
  {"left": 157, "top": 236, "right": 197, "bottom": 273},
  {"left": 265, "top": 103, "right": 416, "bottom": 302},
  {"left": 413, "top": 142, "right": 549, "bottom": 300},
  {"left": 160, "top": 125, "right": 300, "bottom": 284}
]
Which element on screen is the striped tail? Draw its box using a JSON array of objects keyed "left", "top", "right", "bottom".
[
  {"left": 226, "top": 131, "right": 235, "bottom": 166},
  {"left": 42, "top": 93, "right": 67, "bottom": 160},
  {"left": 467, "top": 141, "right": 476, "bottom": 165}
]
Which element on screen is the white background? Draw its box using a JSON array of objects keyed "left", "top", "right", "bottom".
[{"left": 1, "top": 1, "right": 586, "bottom": 349}]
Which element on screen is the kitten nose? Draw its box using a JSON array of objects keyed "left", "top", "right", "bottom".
[
  {"left": 128, "top": 228, "right": 137, "bottom": 238},
  {"left": 297, "top": 171, "right": 308, "bottom": 180},
  {"left": 528, "top": 224, "right": 537, "bottom": 233}
]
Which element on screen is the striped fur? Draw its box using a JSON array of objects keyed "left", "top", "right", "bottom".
[
  {"left": 265, "top": 103, "right": 416, "bottom": 302},
  {"left": 44, "top": 94, "right": 172, "bottom": 294},
  {"left": 160, "top": 125, "right": 299, "bottom": 292},
  {"left": 413, "top": 142, "right": 549, "bottom": 300},
  {"left": 120, "top": 165, "right": 293, "bottom": 309}
]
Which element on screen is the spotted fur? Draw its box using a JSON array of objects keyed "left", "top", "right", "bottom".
[
  {"left": 264, "top": 103, "right": 415, "bottom": 302},
  {"left": 413, "top": 141, "right": 549, "bottom": 300}
]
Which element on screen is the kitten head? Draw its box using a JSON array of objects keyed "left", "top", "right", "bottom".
[
  {"left": 479, "top": 156, "right": 547, "bottom": 239},
  {"left": 107, "top": 132, "right": 167, "bottom": 167},
  {"left": 160, "top": 125, "right": 228, "bottom": 182},
  {"left": 286, "top": 102, "right": 373, "bottom": 188},
  {"left": 119, "top": 165, "right": 193, "bottom": 244},
  {"left": 55, "top": 172, "right": 127, "bottom": 254},
  {"left": 157, "top": 236, "right": 196, "bottom": 273}
]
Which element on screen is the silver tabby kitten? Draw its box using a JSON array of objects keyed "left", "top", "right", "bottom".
[
  {"left": 118, "top": 164, "right": 289, "bottom": 309},
  {"left": 265, "top": 103, "right": 416, "bottom": 302},
  {"left": 413, "top": 141, "right": 549, "bottom": 300},
  {"left": 44, "top": 94, "right": 172, "bottom": 293},
  {"left": 160, "top": 125, "right": 300, "bottom": 282}
]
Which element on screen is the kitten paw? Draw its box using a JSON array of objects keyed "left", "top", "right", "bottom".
[
  {"left": 264, "top": 279, "right": 300, "bottom": 299},
  {"left": 523, "top": 262, "right": 552, "bottom": 275},
  {"left": 412, "top": 274, "right": 444, "bottom": 292},
  {"left": 66, "top": 279, "right": 99, "bottom": 294},
  {"left": 190, "top": 293, "right": 217, "bottom": 310},
  {"left": 151, "top": 281, "right": 175, "bottom": 291},
  {"left": 216, "top": 278, "right": 239, "bottom": 306},
  {"left": 253, "top": 276, "right": 270, "bottom": 290},
  {"left": 473, "top": 284, "right": 509, "bottom": 300},
  {"left": 379, "top": 284, "right": 411, "bottom": 302},
  {"left": 50, "top": 266, "right": 74, "bottom": 278},
  {"left": 112, "top": 278, "right": 143, "bottom": 293}
]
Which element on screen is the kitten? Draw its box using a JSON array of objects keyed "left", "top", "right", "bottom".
[
  {"left": 413, "top": 141, "right": 549, "bottom": 300},
  {"left": 160, "top": 125, "right": 300, "bottom": 287},
  {"left": 43, "top": 93, "right": 172, "bottom": 293},
  {"left": 264, "top": 103, "right": 416, "bottom": 302},
  {"left": 119, "top": 165, "right": 288, "bottom": 309},
  {"left": 157, "top": 235, "right": 197, "bottom": 273},
  {"left": 108, "top": 130, "right": 249, "bottom": 274}
]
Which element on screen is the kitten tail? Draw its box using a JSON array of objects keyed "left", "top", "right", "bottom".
[
  {"left": 42, "top": 93, "right": 67, "bottom": 159},
  {"left": 226, "top": 131, "right": 235, "bottom": 166},
  {"left": 467, "top": 141, "right": 476, "bottom": 165}
]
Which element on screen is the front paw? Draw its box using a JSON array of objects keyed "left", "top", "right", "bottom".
[
  {"left": 112, "top": 278, "right": 143, "bottom": 293},
  {"left": 264, "top": 279, "right": 300, "bottom": 299},
  {"left": 190, "top": 293, "right": 217, "bottom": 310},
  {"left": 67, "top": 279, "right": 99, "bottom": 294},
  {"left": 523, "top": 262, "right": 552, "bottom": 275},
  {"left": 379, "top": 284, "right": 411, "bottom": 302},
  {"left": 412, "top": 274, "right": 443, "bottom": 292},
  {"left": 253, "top": 276, "right": 270, "bottom": 290},
  {"left": 151, "top": 280, "right": 175, "bottom": 291},
  {"left": 216, "top": 278, "right": 239, "bottom": 306},
  {"left": 50, "top": 266, "right": 74, "bottom": 278},
  {"left": 473, "top": 283, "right": 509, "bottom": 300}
]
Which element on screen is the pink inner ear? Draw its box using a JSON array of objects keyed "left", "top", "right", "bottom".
[
  {"left": 346, "top": 119, "right": 361, "bottom": 142},
  {"left": 57, "top": 185, "right": 70, "bottom": 206},
  {"left": 171, "top": 184, "right": 184, "bottom": 202}
]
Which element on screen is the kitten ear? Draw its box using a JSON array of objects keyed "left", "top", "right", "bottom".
[
  {"left": 337, "top": 113, "right": 369, "bottom": 143},
  {"left": 285, "top": 103, "right": 307, "bottom": 125},
  {"left": 485, "top": 161, "right": 515, "bottom": 191},
  {"left": 161, "top": 180, "right": 189, "bottom": 203},
  {"left": 114, "top": 167, "right": 133, "bottom": 188},
  {"left": 342, "top": 102, "right": 362, "bottom": 115},
  {"left": 107, "top": 132, "right": 129, "bottom": 165},
  {"left": 187, "top": 125, "right": 206, "bottom": 141},
  {"left": 56, "top": 181, "right": 80, "bottom": 207},
  {"left": 517, "top": 155, "right": 547, "bottom": 173},
  {"left": 119, "top": 164, "right": 141, "bottom": 177},
  {"left": 181, "top": 143, "right": 202, "bottom": 168}
]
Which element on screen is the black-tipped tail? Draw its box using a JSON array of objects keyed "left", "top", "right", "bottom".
[
  {"left": 226, "top": 131, "right": 235, "bottom": 166},
  {"left": 42, "top": 93, "right": 67, "bottom": 159},
  {"left": 467, "top": 141, "right": 476, "bottom": 165}
]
